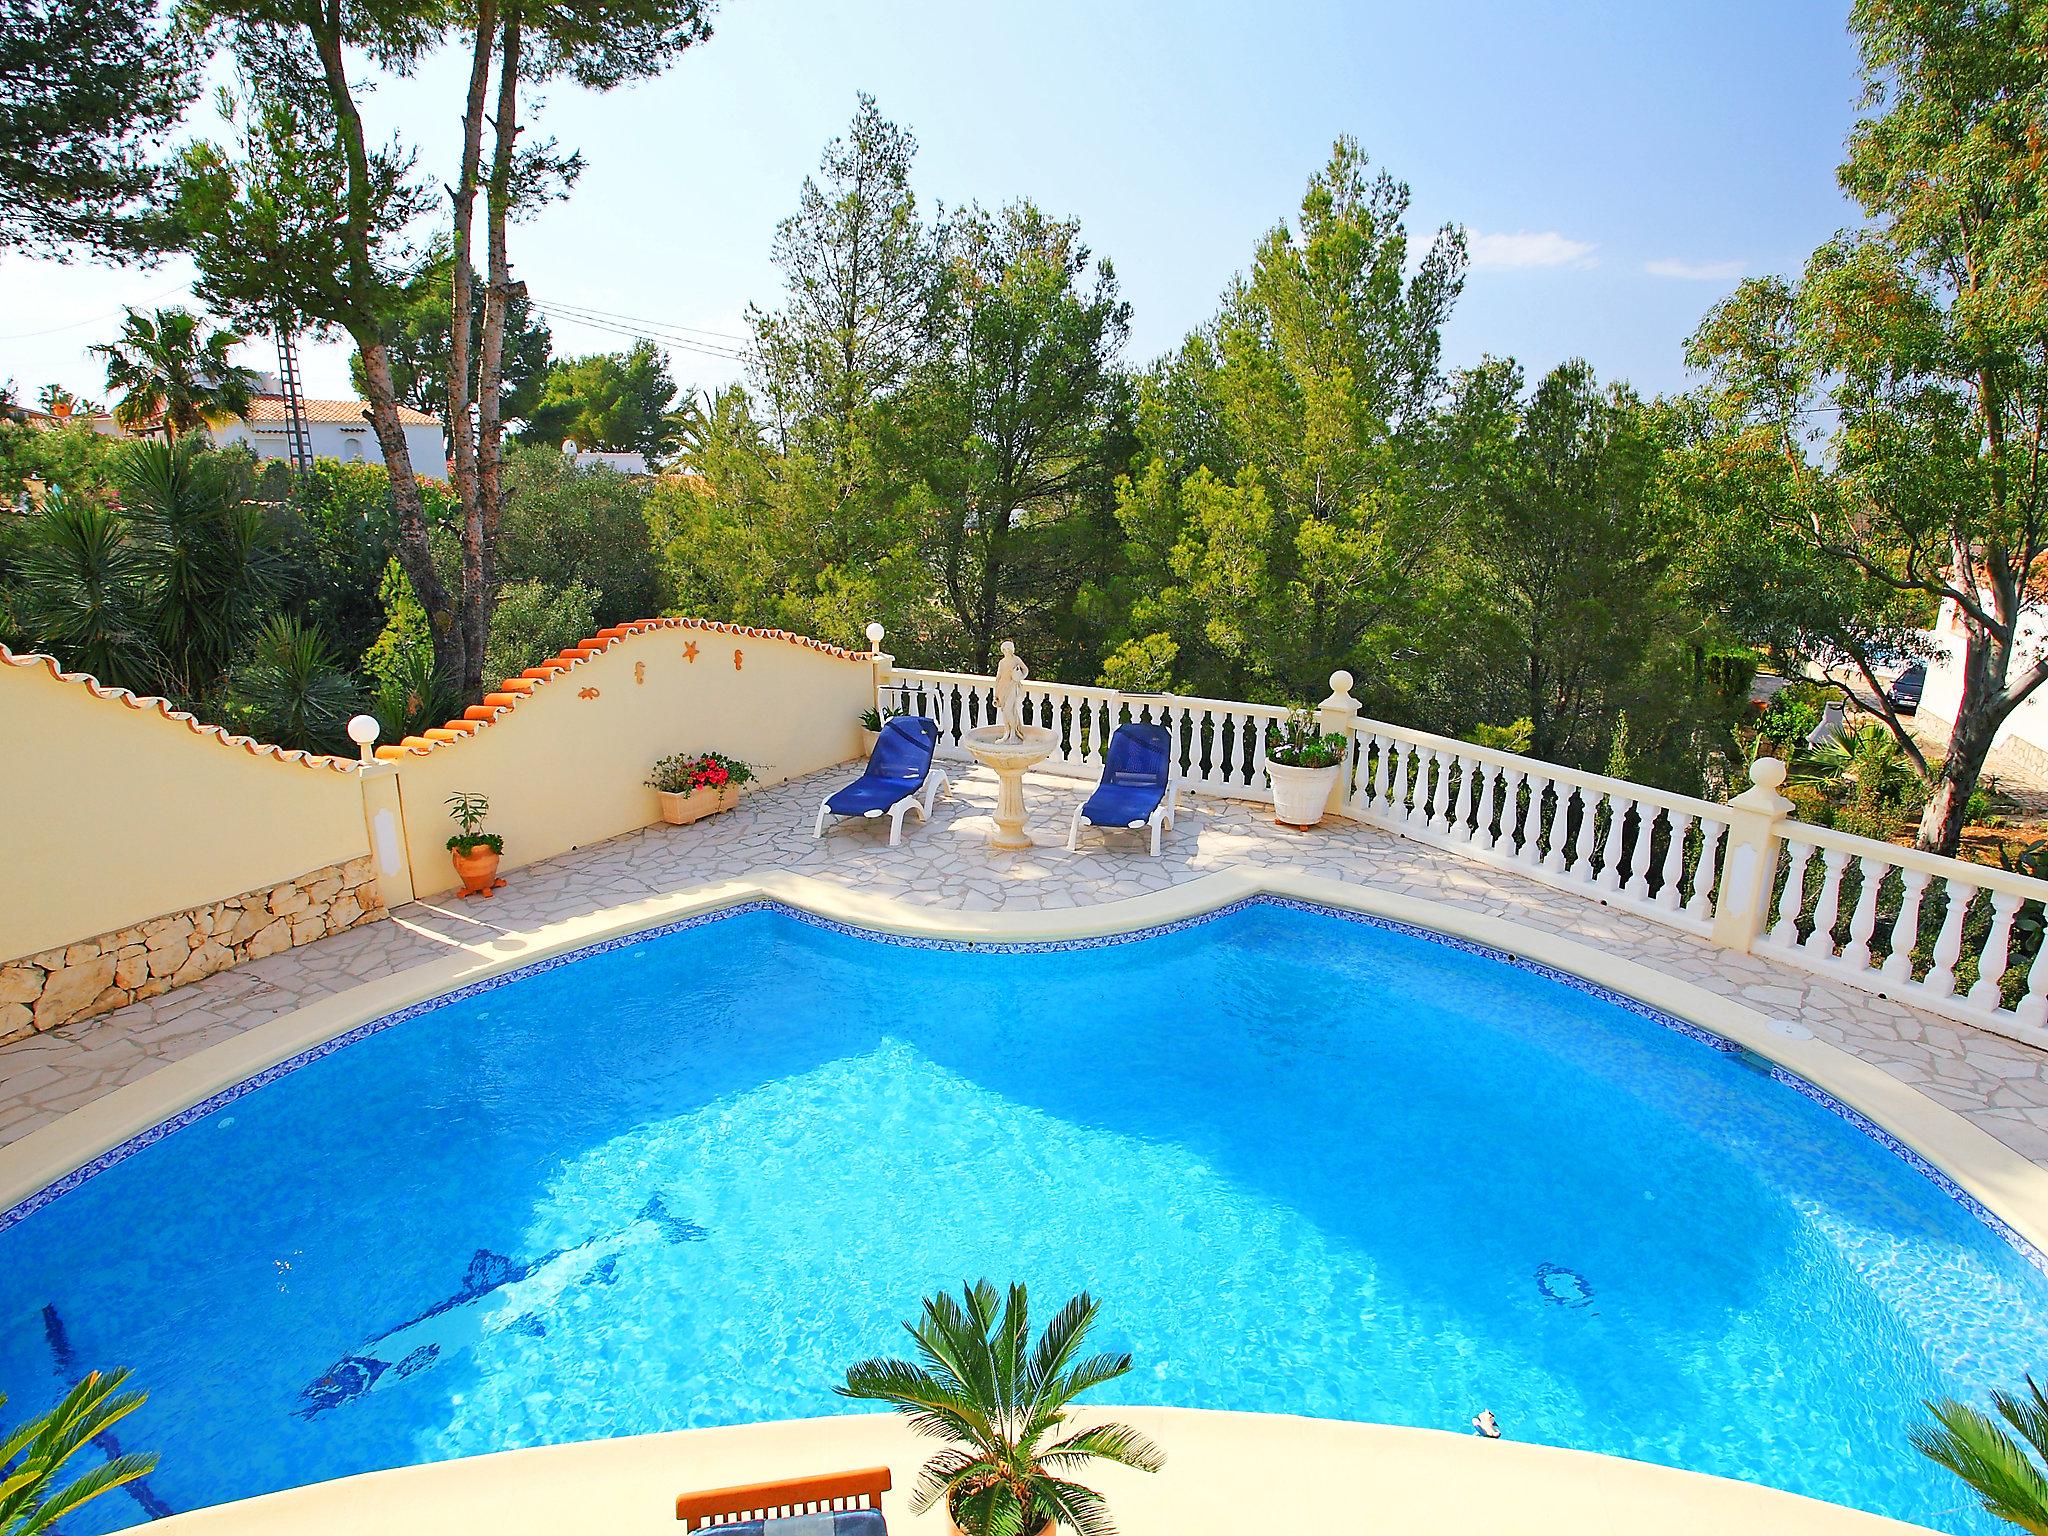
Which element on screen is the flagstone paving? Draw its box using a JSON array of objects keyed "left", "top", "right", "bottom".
[{"left": 6, "top": 764, "right": 2048, "bottom": 1169}]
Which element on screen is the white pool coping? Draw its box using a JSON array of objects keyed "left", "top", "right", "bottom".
[
  {"left": 3, "top": 868, "right": 2029, "bottom": 1536},
  {"left": 145, "top": 1409, "right": 1936, "bottom": 1535}
]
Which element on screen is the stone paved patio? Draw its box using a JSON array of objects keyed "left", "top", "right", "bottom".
[{"left": 7, "top": 764, "right": 2048, "bottom": 1167}]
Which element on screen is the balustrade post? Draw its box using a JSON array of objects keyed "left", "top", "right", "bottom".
[
  {"left": 1709, "top": 757, "right": 1794, "bottom": 955},
  {"left": 1318, "top": 669, "right": 1362, "bottom": 819}
]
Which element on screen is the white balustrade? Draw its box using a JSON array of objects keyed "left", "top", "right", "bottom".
[{"left": 893, "top": 661, "right": 2048, "bottom": 1046}]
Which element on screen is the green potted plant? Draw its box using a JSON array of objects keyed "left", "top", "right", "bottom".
[
  {"left": 1913, "top": 1376, "right": 2048, "bottom": 1531},
  {"left": 1264, "top": 708, "right": 1350, "bottom": 828},
  {"left": 838, "top": 1281, "right": 1163, "bottom": 1536},
  {"left": 648, "top": 751, "right": 755, "bottom": 826},
  {"left": 1, "top": 1371, "right": 158, "bottom": 1534},
  {"left": 859, "top": 701, "right": 909, "bottom": 753},
  {"left": 445, "top": 790, "right": 505, "bottom": 897}
]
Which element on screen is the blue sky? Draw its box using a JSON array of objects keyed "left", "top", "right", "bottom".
[{"left": 0, "top": 0, "right": 1866, "bottom": 407}]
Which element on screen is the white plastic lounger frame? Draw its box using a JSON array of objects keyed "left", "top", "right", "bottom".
[
  {"left": 1066, "top": 780, "right": 1180, "bottom": 857},
  {"left": 813, "top": 768, "right": 950, "bottom": 847}
]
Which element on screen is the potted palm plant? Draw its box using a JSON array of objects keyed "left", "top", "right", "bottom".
[
  {"left": 859, "top": 702, "right": 909, "bottom": 753},
  {"left": 0, "top": 1370, "right": 159, "bottom": 1532},
  {"left": 648, "top": 751, "right": 755, "bottom": 825},
  {"left": 445, "top": 790, "right": 506, "bottom": 897},
  {"left": 1264, "top": 708, "right": 1350, "bottom": 829},
  {"left": 1914, "top": 1376, "right": 2048, "bottom": 1531},
  {"left": 838, "top": 1281, "right": 1163, "bottom": 1536}
]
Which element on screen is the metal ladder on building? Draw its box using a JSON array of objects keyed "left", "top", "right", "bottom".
[{"left": 274, "top": 318, "right": 313, "bottom": 474}]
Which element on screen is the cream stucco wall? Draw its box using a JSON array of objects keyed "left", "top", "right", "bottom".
[
  {"left": 0, "top": 653, "right": 371, "bottom": 961},
  {"left": 388, "top": 625, "right": 870, "bottom": 897}
]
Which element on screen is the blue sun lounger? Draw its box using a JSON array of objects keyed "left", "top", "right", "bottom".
[
  {"left": 1066, "top": 721, "right": 1178, "bottom": 855},
  {"left": 813, "top": 716, "right": 948, "bottom": 847}
]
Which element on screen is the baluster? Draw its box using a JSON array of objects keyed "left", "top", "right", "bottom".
[
  {"left": 1801, "top": 850, "right": 1849, "bottom": 959},
  {"left": 1839, "top": 858, "right": 1886, "bottom": 971},
  {"left": 1536, "top": 780, "right": 1565, "bottom": 870},
  {"left": 1457, "top": 759, "right": 1485, "bottom": 843},
  {"left": 1478, "top": 764, "right": 1505, "bottom": 848},
  {"left": 1597, "top": 793, "right": 1631, "bottom": 891},
  {"left": 1623, "top": 806, "right": 1657, "bottom": 901},
  {"left": 1769, "top": 842, "right": 1816, "bottom": 947},
  {"left": 1654, "top": 812, "right": 1692, "bottom": 907},
  {"left": 1968, "top": 891, "right": 2024, "bottom": 1009},
  {"left": 1879, "top": 869, "right": 1932, "bottom": 983},
  {"left": 1415, "top": 749, "right": 1444, "bottom": 829},
  {"left": 1431, "top": 754, "right": 1459, "bottom": 834},
  {"left": 1373, "top": 735, "right": 1395, "bottom": 808},
  {"left": 1922, "top": 879, "right": 1973, "bottom": 999},
  {"left": 2015, "top": 915, "right": 2048, "bottom": 1030},
  {"left": 1686, "top": 820, "right": 1726, "bottom": 921},
  {"left": 1496, "top": 769, "right": 1527, "bottom": 855}
]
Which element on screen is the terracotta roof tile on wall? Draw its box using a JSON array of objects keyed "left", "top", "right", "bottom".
[
  {"left": 0, "top": 646, "right": 359, "bottom": 772},
  {"left": 373, "top": 616, "right": 874, "bottom": 760}
]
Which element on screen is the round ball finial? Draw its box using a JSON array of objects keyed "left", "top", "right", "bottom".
[
  {"left": 1749, "top": 755, "right": 1789, "bottom": 791},
  {"left": 864, "top": 621, "right": 885, "bottom": 648},
  {"left": 346, "top": 713, "right": 381, "bottom": 760},
  {"left": 1329, "top": 669, "right": 1355, "bottom": 695}
]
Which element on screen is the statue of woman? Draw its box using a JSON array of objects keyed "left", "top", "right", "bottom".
[{"left": 992, "top": 639, "right": 1029, "bottom": 742}]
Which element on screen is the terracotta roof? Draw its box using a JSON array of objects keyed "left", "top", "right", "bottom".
[
  {"left": 245, "top": 396, "right": 440, "bottom": 428},
  {"left": 374, "top": 616, "right": 874, "bottom": 760},
  {"left": 0, "top": 646, "right": 358, "bottom": 772}
]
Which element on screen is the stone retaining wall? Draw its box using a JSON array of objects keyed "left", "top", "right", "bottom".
[{"left": 0, "top": 856, "right": 385, "bottom": 1044}]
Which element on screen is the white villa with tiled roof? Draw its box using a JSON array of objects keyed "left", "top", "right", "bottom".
[{"left": 208, "top": 393, "right": 447, "bottom": 472}]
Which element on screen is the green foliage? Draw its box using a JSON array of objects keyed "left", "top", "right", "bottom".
[
  {"left": 1754, "top": 687, "right": 1823, "bottom": 756},
  {"left": 224, "top": 615, "right": 363, "bottom": 755},
  {"left": 348, "top": 239, "right": 553, "bottom": 420},
  {"left": 283, "top": 462, "right": 459, "bottom": 667},
  {"left": 1469, "top": 719, "right": 1534, "bottom": 754},
  {"left": 482, "top": 577, "right": 598, "bottom": 685},
  {"left": 0, "top": 421, "right": 117, "bottom": 502},
  {"left": 1113, "top": 138, "right": 1465, "bottom": 703},
  {"left": 90, "top": 307, "right": 257, "bottom": 440},
  {"left": 496, "top": 444, "right": 662, "bottom": 623},
  {"left": 1913, "top": 1376, "right": 2048, "bottom": 1535},
  {"left": 0, "top": 0, "right": 196, "bottom": 257},
  {"left": 0, "top": 1370, "right": 158, "bottom": 1536},
  {"left": 6, "top": 437, "right": 287, "bottom": 702},
  {"left": 838, "top": 1282, "right": 1163, "bottom": 1536},
  {"left": 520, "top": 341, "right": 679, "bottom": 458}
]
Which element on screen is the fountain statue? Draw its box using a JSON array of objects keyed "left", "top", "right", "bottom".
[{"left": 962, "top": 639, "right": 1057, "bottom": 849}]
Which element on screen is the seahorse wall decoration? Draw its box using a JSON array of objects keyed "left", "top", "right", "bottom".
[
  {"left": 635, "top": 660, "right": 646, "bottom": 685},
  {"left": 733, "top": 649, "right": 744, "bottom": 671}
]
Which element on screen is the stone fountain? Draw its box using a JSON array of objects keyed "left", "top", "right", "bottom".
[{"left": 961, "top": 639, "right": 1057, "bottom": 850}]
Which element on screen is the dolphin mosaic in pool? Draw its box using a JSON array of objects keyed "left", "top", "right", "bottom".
[
  {"left": 6, "top": 898, "right": 2048, "bottom": 1536},
  {"left": 295, "top": 1195, "right": 705, "bottom": 1418}
]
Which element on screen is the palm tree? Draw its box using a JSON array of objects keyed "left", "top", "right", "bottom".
[
  {"left": 226, "top": 616, "right": 363, "bottom": 754},
  {"left": 91, "top": 306, "right": 257, "bottom": 440},
  {"left": 0, "top": 1371, "right": 158, "bottom": 1536},
  {"left": 6, "top": 492, "right": 155, "bottom": 692},
  {"left": 1913, "top": 1379, "right": 2048, "bottom": 1534},
  {"left": 838, "top": 1283, "right": 1164, "bottom": 1536}
]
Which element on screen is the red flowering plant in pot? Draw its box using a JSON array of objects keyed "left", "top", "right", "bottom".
[{"left": 649, "top": 751, "right": 756, "bottom": 826}]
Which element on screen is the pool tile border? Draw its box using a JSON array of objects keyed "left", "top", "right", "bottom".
[{"left": 6, "top": 892, "right": 2045, "bottom": 1285}]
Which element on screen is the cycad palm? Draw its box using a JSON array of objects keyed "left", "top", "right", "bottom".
[
  {"left": 1913, "top": 1379, "right": 2048, "bottom": 1534},
  {"left": 0, "top": 1371, "right": 158, "bottom": 1536},
  {"left": 838, "top": 1282, "right": 1163, "bottom": 1536},
  {"left": 91, "top": 307, "right": 256, "bottom": 440}
]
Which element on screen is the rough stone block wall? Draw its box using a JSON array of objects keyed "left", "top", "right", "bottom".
[{"left": 0, "top": 856, "right": 385, "bottom": 1044}]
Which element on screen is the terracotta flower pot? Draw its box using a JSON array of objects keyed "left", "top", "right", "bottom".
[
  {"left": 947, "top": 1510, "right": 1053, "bottom": 1536},
  {"left": 656, "top": 784, "right": 742, "bottom": 826},
  {"left": 451, "top": 845, "right": 505, "bottom": 898}
]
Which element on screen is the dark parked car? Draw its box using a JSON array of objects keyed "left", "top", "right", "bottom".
[{"left": 1889, "top": 662, "right": 1926, "bottom": 714}]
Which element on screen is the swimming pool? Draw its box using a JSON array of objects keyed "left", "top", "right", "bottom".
[{"left": 0, "top": 897, "right": 2040, "bottom": 1534}]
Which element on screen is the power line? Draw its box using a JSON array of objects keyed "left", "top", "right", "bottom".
[
  {"left": 0, "top": 282, "right": 195, "bottom": 342},
  {"left": 530, "top": 294, "right": 746, "bottom": 344},
  {"left": 531, "top": 298, "right": 750, "bottom": 365}
]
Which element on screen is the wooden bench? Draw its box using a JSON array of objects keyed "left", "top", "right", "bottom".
[{"left": 677, "top": 1466, "right": 893, "bottom": 1531}]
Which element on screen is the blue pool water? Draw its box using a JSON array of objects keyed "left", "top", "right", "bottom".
[{"left": 1, "top": 898, "right": 2042, "bottom": 1533}]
